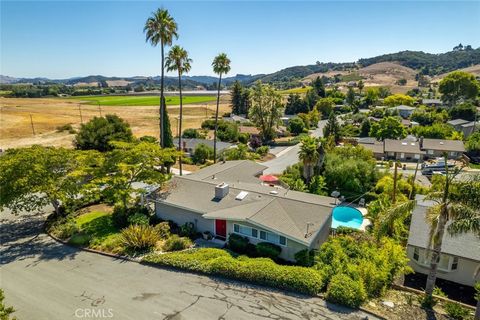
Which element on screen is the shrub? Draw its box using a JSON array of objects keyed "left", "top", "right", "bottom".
[
  {"left": 294, "top": 249, "right": 315, "bottom": 267},
  {"left": 256, "top": 146, "right": 269, "bottom": 156},
  {"left": 120, "top": 225, "right": 160, "bottom": 251},
  {"left": 143, "top": 248, "right": 325, "bottom": 295},
  {"left": 288, "top": 117, "right": 306, "bottom": 135},
  {"left": 56, "top": 123, "right": 76, "bottom": 134},
  {"left": 419, "top": 294, "right": 437, "bottom": 308},
  {"left": 228, "top": 234, "right": 249, "bottom": 253},
  {"left": 127, "top": 213, "right": 150, "bottom": 226},
  {"left": 163, "top": 235, "right": 193, "bottom": 251},
  {"left": 179, "top": 222, "right": 196, "bottom": 239},
  {"left": 326, "top": 274, "right": 367, "bottom": 308},
  {"left": 238, "top": 133, "right": 249, "bottom": 144},
  {"left": 192, "top": 143, "right": 213, "bottom": 164},
  {"left": 49, "top": 219, "right": 79, "bottom": 239},
  {"left": 255, "top": 242, "right": 281, "bottom": 259},
  {"left": 154, "top": 222, "right": 171, "bottom": 239},
  {"left": 182, "top": 128, "right": 202, "bottom": 139},
  {"left": 69, "top": 232, "right": 91, "bottom": 246},
  {"left": 112, "top": 206, "right": 149, "bottom": 228},
  {"left": 444, "top": 302, "right": 470, "bottom": 320}
]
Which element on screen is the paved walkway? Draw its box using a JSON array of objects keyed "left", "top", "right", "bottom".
[{"left": 0, "top": 209, "right": 377, "bottom": 320}]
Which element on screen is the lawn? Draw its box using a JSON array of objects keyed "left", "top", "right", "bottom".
[
  {"left": 70, "top": 95, "right": 216, "bottom": 106},
  {"left": 469, "top": 162, "right": 480, "bottom": 169}
]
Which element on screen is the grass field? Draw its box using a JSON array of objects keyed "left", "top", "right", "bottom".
[
  {"left": 71, "top": 95, "right": 216, "bottom": 106},
  {"left": 278, "top": 86, "right": 311, "bottom": 95}
]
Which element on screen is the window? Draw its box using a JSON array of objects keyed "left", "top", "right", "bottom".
[
  {"left": 279, "top": 236, "right": 286, "bottom": 246},
  {"left": 252, "top": 229, "right": 258, "bottom": 238},
  {"left": 233, "top": 224, "right": 286, "bottom": 246},
  {"left": 452, "top": 257, "right": 458, "bottom": 270},
  {"left": 233, "top": 223, "right": 257, "bottom": 238},
  {"left": 450, "top": 151, "right": 457, "bottom": 157},
  {"left": 234, "top": 224, "right": 239, "bottom": 233},
  {"left": 260, "top": 231, "right": 266, "bottom": 240},
  {"left": 428, "top": 150, "right": 434, "bottom": 155},
  {"left": 413, "top": 248, "right": 419, "bottom": 261}
]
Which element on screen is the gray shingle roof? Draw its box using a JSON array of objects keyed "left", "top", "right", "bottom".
[
  {"left": 157, "top": 161, "right": 335, "bottom": 245},
  {"left": 408, "top": 195, "right": 480, "bottom": 261},
  {"left": 384, "top": 139, "right": 425, "bottom": 154},
  {"left": 447, "top": 119, "right": 470, "bottom": 126},
  {"left": 422, "top": 139, "right": 465, "bottom": 152},
  {"left": 189, "top": 160, "right": 267, "bottom": 184},
  {"left": 174, "top": 139, "right": 233, "bottom": 153}
]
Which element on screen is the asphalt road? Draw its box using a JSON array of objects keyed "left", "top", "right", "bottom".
[
  {"left": 263, "top": 120, "right": 327, "bottom": 174},
  {"left": 0, "top": 209, "right": 376, "bottom": 320}
]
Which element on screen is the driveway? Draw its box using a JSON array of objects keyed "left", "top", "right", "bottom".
[
  {"left": 0, "top": 209, "right": 377, "bottom": 320},
  {"left": 263, "top": 120, "right": 327, "bottom": 174}
]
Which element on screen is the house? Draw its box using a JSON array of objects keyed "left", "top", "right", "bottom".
[
  {"left": 392, "top": 105, "right": 416, "bottom": 118},
  {"left": 421, "top": 98, "right": 443, "bottom": 107},
  {"left": 420, "top": 137, "right": 465, "bottom": 158},
  {"left": 223, "top": 114, "right": 249, "bottom": 124},
  {"left": 447, "top": 119, "right": 479, "bottom": 138},
  {"left": 153, "top": 160, "right": 335, "bottom": 261},
  {"left": 174, "top": 138, "right": 233, "bottom": 157},
  {"left": 384, "top": 139, "right": 425, "bottom": 161},
  {"left": 356, "top": 137, "right": 385, "bottom": 159},
  {"left": 406, "top": 195, "right": 480, "bottom": 286},
  {"left": 447, "top": 119, "right": 471, "bottom": 131}
]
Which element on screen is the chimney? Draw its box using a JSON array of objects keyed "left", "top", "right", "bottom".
[
  {"left": 215, "top": 182, "right": 229, "bottom": 199},
  {"left": 419, "top": 136, "right": 424, "bottom": 149}
]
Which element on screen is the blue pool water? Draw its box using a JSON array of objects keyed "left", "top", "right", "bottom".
[{"left": 332, "top": 206, "right": 364, "bottom": 229}]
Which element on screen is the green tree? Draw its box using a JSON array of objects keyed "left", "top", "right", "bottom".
[
  {"left": 248, "top": 81, "right": 284, "bottom": 142},
  {"left": 311, "top": 76, "right": 326, "bottom": 98},
  {"left": 346, "top": 87, "right": 356, "bottom": 106},
  {"left": 384, "top": 94, "right": 415, "bottom": 107},
  {"left": 424, "top": 164, "right": 480, "bottom": 297},
  {"left": 305, "top": 89, "right": 320, "bottom": 110},
  {"left": 230, "top": 80, "right": 244, "bottom": 115},
  {"left": 309, "top": 175, "right": 327, "bottom": 195},
  {"left": 212, "top": 53, "right": 231, "bottom": 162},
  {"left": 298, "top": 136, "right": 319, "bottom": 183},
  {"left": 357, "top": 80, "right": 364, "bottom": 94},
  {"left": 0, "top": 146, "right": 101, "bottom": 216},
  {"left": 75, "top": 114, "right": 134, "bottom": 152},
  {"left": 285, "top": 93, "right": 308, "bottom": 115},
  {"left": 323, "top": 112, "right": 340, "bottom": 143},
  {"left": 449, "top": 102, "right": 477, "bottom": 121},
  {"left": 411, "top": 123, "right": 456, "bottom": 139},
  {"left": 439, "top": 71, "right": 480, "bottom": 106},
  {"left": 97, "top": 141, "right": 179, "bottom": 210},
  {"left": 364, "top": 88, "right": 379, "bottom": 106},
  {"left": 466, "top": 132, "right": 480, "bottom": 155},
  {"left": 315, "top": 98, "right": 335, "bottom": 119},
  {"left": 165, "top": 45, "right": 192, "bottom": 176},
  {"left": 144, "top": 8, "right": 178, "bottom": 147},
  {"left": 287, "top": 117, "right": 306, "bottom": 135},
  {"left": 369, "top": 117, "right": 407, "bottom": 140},
  {"left": 0, "top": 289, "right": 16, "bottom": 320},
  {"left": 192, "top": 143, "right": 213, "bottom": 164},
  {"left": 360, "top": 118, "right": 371, "bottom": 137}
]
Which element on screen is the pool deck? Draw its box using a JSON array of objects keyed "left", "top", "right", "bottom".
[{"left": 356, "top": 207, "right": 371, "bottom": 231}]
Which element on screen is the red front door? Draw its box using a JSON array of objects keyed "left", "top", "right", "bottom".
[{"left": 215, "top": 219, "right": 227, "bottom": 238}]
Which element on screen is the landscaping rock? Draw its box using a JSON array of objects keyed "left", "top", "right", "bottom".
[{"left": 382, "top": 301, "right": 395, "bottom": 308}]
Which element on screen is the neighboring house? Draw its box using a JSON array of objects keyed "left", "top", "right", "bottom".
[
  {"left": 421, "top": 99, "right": 443, "bottom": 107},
  {"left": 447, "top": 119, "right": 470, "bottom": 131},
  {"left": 153, "top": 160, "right": 335, "bottom": 261},
  {"left": 407, "top": 195, "right": 480, "bottom": 286},
  {"left": 447, "top": 119, "right": 479, "bottom": 138},
  {"left": 357, "top": 137, "right": 465, "bottom": 161},
  {"left": 392, "top": 105, "right": 416, "bottom": 118},
  {"left": 239, "top": 126, "right": 261, "bottom": 138},
  {"left": 223, "top": 114, "right": 249, "bottom": 124},
  {"left": 174, "top": 138, "right": 233, "bottom": 157}
]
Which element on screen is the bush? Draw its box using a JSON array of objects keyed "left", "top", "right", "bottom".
[
  {"left": 294, "top": 249, "right": 315, "bottom": 267},
  {"left": 154, "top": 222, "right": 171, "bottom": 239},
  {"left": 444, "top": 302, "right": 470, "bottom": 320},
  {"left": 255, "top": 242, "right": 281, "bottom": 259},
  {"left": 179, "top": 222, "right": 196, "bottom": 239},
  {"left": 163, "top": 235, "right": 193, "bottom": 251},
  {"left": 120, "top": 225, "right": 160, "bottom": 251},
  {"left": 143, "top": 248, "right": 325, "bottom": 295},
  {"left": 288, "top": 117, "right": 306, "bottom": 135},
  {"left": 238, "top": 133, "right": 249, "bottom": 144},
  {"left": 112, "top": 206, "right": 149, "bottom": 229},
  {"left": 56, "top": 123, "right": 76, "bottom": 134},
  {"left": 256, "top": 146, "right": 269, "bottom": 156},
  {"left": 182, "top": 128, "right": 202, "bottom": 139},
  {"left": 228, "top": 233, "right": 249, "bottom": 253},
  {"left": 326, "top": 274, "right": 367, "bottom": 308},
  {"left": 69, "top": 232, "right": 91, "bottom": 246},
  {"left": 192, "top": 143, "right": 213, "bottom": 164},
  {"left": 127, "top": 213, "right": 150, "bottom": 226},
  {"left": 49, "top": 219, "right": 79, "bottom": 239}
]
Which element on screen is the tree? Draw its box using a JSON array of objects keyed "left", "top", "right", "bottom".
[
  {"left": 212, "top": 53, "right": 231, "bottom": 162},
  {"left": 466, "top": 132, "right": 480, "bottom": 155},
  {"left": 369, "top": 117, "right": 407, "bottom": 140},
  {"left": 423, "top": 162, "right": 480, "bottom": 297},
  {"left": 449, "top": 102, "right": 477, "bottom": 121},
  {"left": 248, "top": 81, "right": 284, "bottom": 142},
  {"left": 346, "top": 87, "right": 356, "bottom": 106},
  {"left": 288, "top": 117, "right": 306, "bottom": 135},
  {"left": 0, "top": 289, "right": 16, "bottom": 320},
  {"left": 360, "top": 118, "right": 371, "bottom": 137},
  {"left": 0, "top": 146, "right": 101, "bottom": 216},
  {"left": 182, "top": 128, "right": 202, "bottom": 139},
  {"left": 231, "top": 80, "right": 243, "bottom": 115},
  {"left": 165, "top": 45, "right": 192, "bottom": 176},
  {"left": 384, "top": 94, "right": 415, "bottom": 107},
  {"left": 97, "top": 141, "right": 179, "bottom": 210},
  {"left": 315, "top": 98, "right": 335, "bottom": 119},
  {"left": 364, "top": 88, "right": 379, "bottom": 107},
  {"left": 192, "top": 143, "right": 213, "bottom": 164},
  {"left": 309, "top": 175, "right": 327, "bottom": 195},
  {"left": 357, "top": 80, "right": 364, "bottom": 94},
  {"left": 439, "top": 71, "right": 480, "bottom": 106},
  {"left": 74, "top": 114, "right": 134, "bottom": 152},
  {"left": 144, "top": 8, "right": 178, "bottom": 147},
  {"left": 285, "top": 93, "right": 308, "bottom": 115},
  {"left": 298, "top": 136, "right": 319, "bottom": 183},
  {"left": 311, "top": 76, "right": 326, "bottom": 98},
  {"left": 411, "top": 123, "right": 456, "bottom": 139},
  {"left": 305, "top": 89, "right": 319, "bottom": 110},
  {"left": 323, "top": 112, "right": 340, "bottom": 143}
]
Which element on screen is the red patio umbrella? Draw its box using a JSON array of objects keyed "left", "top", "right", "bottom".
[{"left": 259, "top": 175, "right": 279, "bottom": 183}]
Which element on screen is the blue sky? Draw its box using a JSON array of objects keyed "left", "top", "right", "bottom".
[{"left": 1, "top": 1, "right": 479, "bottom": 78}]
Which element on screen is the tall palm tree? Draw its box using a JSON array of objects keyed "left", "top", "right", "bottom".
[
  {"left": 212, "top": 53, "right": 231, "bottom": 162},
  {"left": 165, "top": 45, "right": 192, "bottom": 176},
  {"left": 144, "top": 8, "right": 178, "bottom": 148},
  {"left": 298, "top": 136, "right": 319, "bottom": 183},
  {"left": 424, "top": 158, "right": 480, "bottom": 297}
]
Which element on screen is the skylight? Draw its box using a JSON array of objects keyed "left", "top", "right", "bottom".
[{"left": 235, "top": 191, "right": 249, "bottom": 200}]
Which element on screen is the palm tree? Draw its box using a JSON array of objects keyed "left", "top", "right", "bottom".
[
  {"left": 424, "top": 158, "right": 480, "bottom": 297},
  {"left": 212, "top": 53, "right": 231, "bottom": 162},
  {"left": 298, "top": 136, "right": 319, "bottom": 183},
  {"left": 144, "top": 8, "right": 178, "bottom": 148},
  {"left": 165, "top": 45, "right": 192, "bottom": 176}
]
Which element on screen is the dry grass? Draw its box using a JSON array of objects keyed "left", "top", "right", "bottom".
[{"left": 0, "top": 96, "right": 231, "bottom": 149}]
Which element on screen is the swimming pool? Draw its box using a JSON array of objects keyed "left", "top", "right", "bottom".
[{"left": 331, "top": 206, "right": 364, "bottom": 229}]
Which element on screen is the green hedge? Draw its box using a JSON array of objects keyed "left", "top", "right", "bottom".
[
  {"left": 143, "top": 248, "right": 325, "bottom": 295},
  {"left": 325, "top": 274, "right": 367, "bottom": 308}
]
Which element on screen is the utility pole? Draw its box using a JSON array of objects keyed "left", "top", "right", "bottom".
[
  {"left": 30, "top": 114, "right": 35, "bottom": 135},
  {"left": 392, "top": 161, "right": 398, "bottom": 204},
  {"left": 78, "top": 104, "right": 83, "bottom": 124},
  {"left": 409, "top": 158, "right": 421, "bottom": 200},
  {"left": 97, "top": 101, "right": 102, "bottom": 117}
]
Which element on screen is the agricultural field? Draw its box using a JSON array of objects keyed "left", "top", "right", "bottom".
[
  {"left": 0, "top": 95, "right": 230, "bottom": 149},
  {"left": 70, "top": 95, "right": 216, "bottom": 106},
  {"left": 278, "top": 86, "right": 311, "bottom": 95}
]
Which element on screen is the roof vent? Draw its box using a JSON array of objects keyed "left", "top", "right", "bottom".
[
  {"left": 401, "top": 142, "right": 407, "bottom": 145},
  {"left": 440, "top": 141, "right": 444, "bottom": 145},
  {"left": 269, "top": 190, "right": 278, "bottom": 195},
  {"left": 235, "top": 191, "right": 248, "bottom": 200},
  {"left": 215, "top": 183, "right": 229, "bottom": 199}
]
